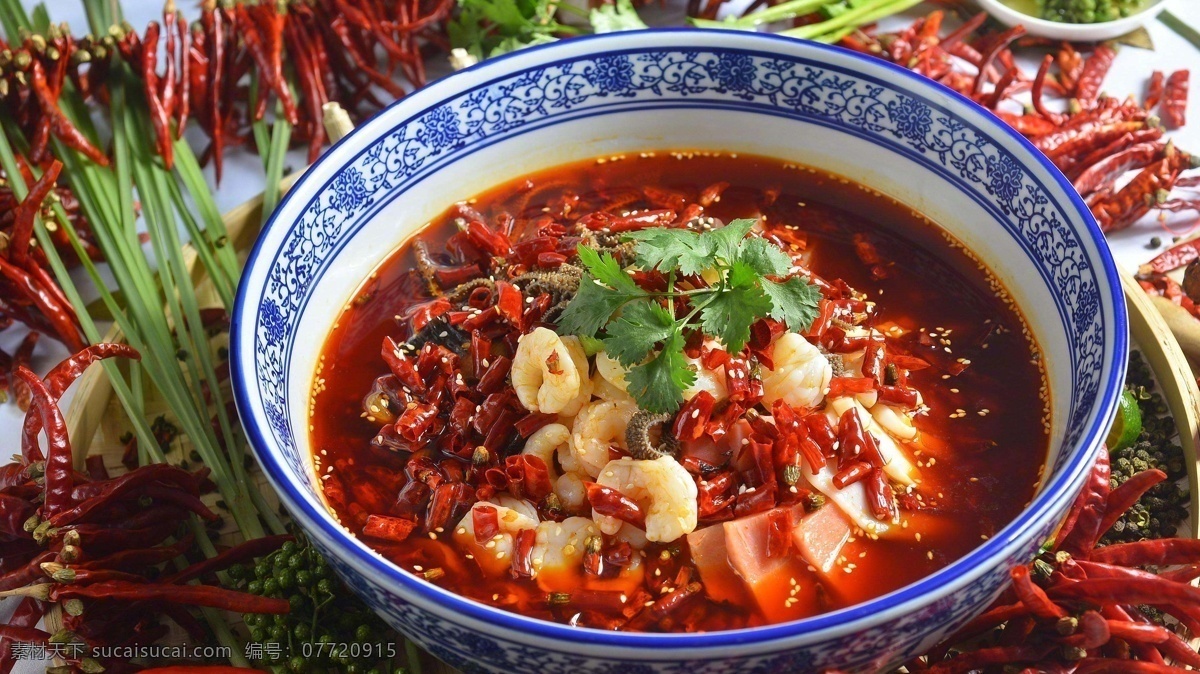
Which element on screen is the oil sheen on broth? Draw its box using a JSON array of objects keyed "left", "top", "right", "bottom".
[{"left": 309, "top": 152, "right": 1049, "bottom": 632}]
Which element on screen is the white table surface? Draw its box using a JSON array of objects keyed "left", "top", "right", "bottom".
[{"left": 3, "top": 0, "right": 1200, "bottom": 659}]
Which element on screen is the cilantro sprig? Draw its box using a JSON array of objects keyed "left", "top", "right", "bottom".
[{"left": 556, "top": 219, "right": 822, "bottom": 413}]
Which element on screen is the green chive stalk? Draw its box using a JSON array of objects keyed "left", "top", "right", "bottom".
[
  {"left": 690, "top": 0, "right": 826, "bottom": 29},
  {"left": 249, "top": 71, "right": 296, "bottom": 226},
  {"left": 691, "top": 0, "right": 923, "bottom": 41},
  {"left": 779, "top": 0, "right": 923, "bottom": 39}
]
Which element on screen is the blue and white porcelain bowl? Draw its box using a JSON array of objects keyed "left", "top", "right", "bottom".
[{"left": 231, "top": 29, "right": 1127, "bottom": 674}]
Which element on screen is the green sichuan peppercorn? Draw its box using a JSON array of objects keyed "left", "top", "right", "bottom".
[
  {"left": 230, "top": 532, "right": 403, "bottom": 674},
  {"left": 1099, "top": 352, "right": 1190, "bottom": 546},
  {"left": 1039, "top": 0, "right": 1149, "bottom": 23}
]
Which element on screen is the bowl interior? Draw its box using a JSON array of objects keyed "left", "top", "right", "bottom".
[
  {"left": 233, "top": 29, "right": 1126, "bottom": 649},
  {"left": 976, "top": 0, "right": 1169, "bottom": 41}
]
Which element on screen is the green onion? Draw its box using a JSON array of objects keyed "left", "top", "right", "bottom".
[
  {"left": 1160, "top": 10, "right": 1200, "bottom": 51},
  {"left": 780, "top": 0, "right": 924, "bottom": 39}
]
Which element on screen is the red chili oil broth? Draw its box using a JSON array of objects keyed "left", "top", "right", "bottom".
[{"left": 310, "top": 152, "right": 1049, "bottom": 631}]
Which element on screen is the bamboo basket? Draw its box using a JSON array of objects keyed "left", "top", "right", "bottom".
[{"left": 61, "top": 195, "right": 1200, "bottom": 674}]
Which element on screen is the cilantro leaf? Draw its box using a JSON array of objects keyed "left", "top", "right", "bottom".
[
  {"left": 556, "top": 274, "right": 641, "bottom": 337},
  {"left": 576, "top": 245, "right": 641, "bottom": 294},
  {"left": 700, "top": 261, "right": 772, "bottom": 353},
  {"left": 761, "top": 276, "right": 823, "bottom": 332},
  {"left": 603, "top": 300, "right": 677, "bottom": 367},
  {"left": 738, "top": 237, "right": 793, "bottom": 277},
  {"left": 625, "top": 228, "right": 712, "bottom": 276},
  {"left": 589, "top": 0, "right": 648, "bottom": 33},
  {"left": 624, "top": 332, "right": 695, "bottom": 414},
  {"left": 704, "top": 218, "right": 756, "bottom": 264}
]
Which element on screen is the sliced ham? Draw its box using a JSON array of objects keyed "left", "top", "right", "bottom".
[
  {"left": 722, "top": 505, "right": 803, "bottom": 587},
  {"left": 792, "top": 503, "right": 852, "bottom": 575},
  {"left": 686, "top": 524, "right": 750, "bottom": 606}
]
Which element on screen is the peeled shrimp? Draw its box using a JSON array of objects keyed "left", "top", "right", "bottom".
[
  {"left": 453, "top": 501, "right": 539, "bottom": 577},
  {"left": 531, "top": 516, "right": 598, "bottom": 588},
  {"left": 521, "top": 424, "right": 588, "bottom": 510},
  {"left": 683, "top": 354, "right": 728, "bottom": 402},
  {"left": 555, "top": 472, "right": 588, "bottom": 511},
  {"left": 571, "top": 399, "right": 639, "bottom": 478},
  {"left": 559, "top": 336, "right": 593, "bottom": 418},
  {"left": 762, "top": 333, "right": 832, "bottom": 409},
  {"left": 512, "top": 327, "right": 582, "bottom": 414},
  {"left": 522, "top": 424, "right": 572, "bottom": 477},
  {"left": 593, "top": 456, "right": 698, "bottom": 543}
]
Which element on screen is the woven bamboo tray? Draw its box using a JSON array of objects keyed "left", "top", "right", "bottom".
[{"left": 61, "top": 195, "right": 1200, "bottom": 673}]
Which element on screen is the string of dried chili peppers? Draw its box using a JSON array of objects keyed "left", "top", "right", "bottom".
[
  {"left": 0, "top": 347, "right": 291, "bottom": 673},
  {"left": 833, "top": 11, "right": 1194, "bottom": 235}
]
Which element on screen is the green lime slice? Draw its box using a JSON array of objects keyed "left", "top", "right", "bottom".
[{"left": 1105, "top": 389, "right": 1143, "bottom": 452}]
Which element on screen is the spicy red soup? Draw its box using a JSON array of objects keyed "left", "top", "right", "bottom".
[{"left": 310, "top": 152, "right": 1049, "bottom": 632}]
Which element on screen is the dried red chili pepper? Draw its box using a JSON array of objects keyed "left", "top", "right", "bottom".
[
  {"left": 8, "top": 160, "right": 61, "bottom": 266},
  {"left": 0, "top": 256, "right": 83, "bottom": 354},
  {"left": 1145, "top": 70, "right": 1165, "bottom": 110},
  {"left": 12, "top": 367, "right": 72, "bottom": 518},
  {"left": 1148, "top": 238, "right": 1200, "bottom": 274},
  {"left": 1075, "top": 45, "right": 1116, "bottom": 109},
  {"left": 473, "top": 505, "right": 500, "bottom": 543},
  {"left": 1055, "top": 448, "right": 1110, "bottom": 556},
  {"left": 55, "top": 579, "right": 290, "bottom": 613},
  {"left": 1073, "top": 141, "right": 1165, "bottom": 197},
  {"left": 1092, "top": 147, "right": 1191, "bottom": 232},
  {"left": 586, "top": 482, "right": 646, "bottom": 529},
  {"left": 28, "top": 61, "right": 108, "bottom": 166},
  {"left": 1162, "top": 70, "right": 1189, "bottom": 130},
  {"left": 0, "top": 597, "right": 43, "bottom": 674},
  {"left": 21, "top": 344, "right": 139, "bottom": 462},
  {"left": 972, "top": 26, "right": 1025, "bottom": 96}
]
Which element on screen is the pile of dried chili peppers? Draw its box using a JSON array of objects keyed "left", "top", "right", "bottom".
[
  {"left": 0, "top": 0, "right": 455, "bottom": 366},
  {"left": 887, "top": 451, "right": 1200, "bottom": 673},
  {"left": 0, "top": 0, "right": 452, "bottom": 173},
  {"left": 818, "top": 10, "right": 1196, "bottom": 234},
  {"left": 0, "top": 345, "right": 290, "bottom": 674},
  {"left": 0, "top": 160, "right": 86, "bottom": 407}
]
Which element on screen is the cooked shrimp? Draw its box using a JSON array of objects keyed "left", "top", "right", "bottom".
[
  {"left": 521, "top": 423, "right": 589, "bottom": 511},
  {"left": 522, "top": 424, "right": 572, "bottom": 477},
  {"left": 453, "top": 501, "right": 539, "bottom": 576},
  {"left": 683, "top": 354, "right": 727, "bottom": 402},
  {"left": 559, "top": 336, "right": 593, "bottom": 418},
  {"left": 762, "top": 333, "right": 832, "bottom": 408},
  {"left": 512, "top": 327, "right": 582, "bottom": 414},
  {"left": 555, "top": 472, "right": 587, "bottom": 510},
  {"left": 593, "top": 456, "right": 698, "bottom": 543},
  {"left": 571, "top": 399, "right": 638, "bottom": 477},
  {"left": 531, "top": 516, "right": 598, "bottom": 588}
]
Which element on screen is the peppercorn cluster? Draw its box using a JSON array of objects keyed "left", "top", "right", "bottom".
[
  {"left": 1040, "top": 0, "right": 1147, "bottom": 23},
  {"left": 229, "top": 536, "right": 404, "bottom": 674},
  {"left": 1100, "top": 352, "right": 1190, "bottom": 546}
]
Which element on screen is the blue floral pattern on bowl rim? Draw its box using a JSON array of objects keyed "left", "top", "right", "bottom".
[{"left": 231, "top": 29, "right": 1127, "bottom": 673}]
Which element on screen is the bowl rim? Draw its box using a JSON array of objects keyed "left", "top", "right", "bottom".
[{"left": 231, "top": 27, "right": 1129, "bottom": 649}]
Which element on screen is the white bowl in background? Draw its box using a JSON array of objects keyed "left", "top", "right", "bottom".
[{"left": 976, "top": 0, "right": 1172, "bottom": 42}]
